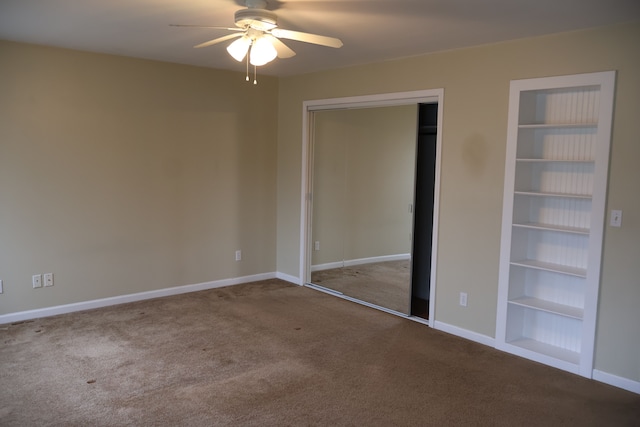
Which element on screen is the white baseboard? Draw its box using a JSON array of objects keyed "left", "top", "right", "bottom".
[
  {"left": 433, "top": 320, "right": 496, "bottom": 348},
  {"left": 433, "top": 321, "right": 639, "bottom": 394},
  {"left": 311, "top": 253, "right": 411, "bottom": 272},
  {"left": 276, "top": 271, "right": 301, "bottom": 285},
  {"left": 5, "top": 271, "right": 638, "bottom": 396},
  {"left": 345, "top": 253, "right": 410, "bottom": 267},
  {"left": 311, "top": 261, "right": 344, "bottom": 272},
  {"left": 592, "top": 369, "right": 640, "bottom": 394},
  {"left": 0, "top": 272, "right": 277, "bottom": 325}
]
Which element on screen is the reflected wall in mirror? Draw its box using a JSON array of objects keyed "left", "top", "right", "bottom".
[{"left": 310, "top": 105, "right": 418, "bottom": 314}]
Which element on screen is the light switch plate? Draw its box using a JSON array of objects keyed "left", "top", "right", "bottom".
[
  {"left": 610, "top": 210, "right": 622, "bottom": 227},
  {"left": 459, "top": 292, "right": 468, "bottom": 307}
]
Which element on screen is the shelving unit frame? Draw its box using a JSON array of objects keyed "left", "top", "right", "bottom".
[{"left": 496, "top": 71, "right": 616, "bottom": 378}]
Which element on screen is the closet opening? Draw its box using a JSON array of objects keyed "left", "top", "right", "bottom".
[{"left": 411, "top": 103, "right": 438, "bottom": 319}]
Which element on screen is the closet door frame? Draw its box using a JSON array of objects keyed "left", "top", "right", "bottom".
[{"left": 299, "top": 89, "right": 444, "bottom": 326}]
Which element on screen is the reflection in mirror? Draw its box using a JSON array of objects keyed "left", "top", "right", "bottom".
[{"left": 310, "top": 105, "right": 418, "bottom": 314}]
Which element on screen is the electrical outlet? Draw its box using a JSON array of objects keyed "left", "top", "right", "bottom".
[
  {"left": 44, "top": 273, "right": 54, "bottom": 287},
  {"left": 314, "top": 241, "right": 320, "bottom": 251},
  {"left": 32, "top": 274, "right": 42, "bottom": 289},
  {"left": 235, "top": 250, "right": 242, "bottom": 261},
  {"left": 459, "top": 292, "right": 468, "bottom": 307}
]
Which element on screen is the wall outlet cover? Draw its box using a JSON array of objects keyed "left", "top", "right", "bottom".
[
  {"left": 459, "top": 292, "right": 468, "bottom": 307},
  {"left": 44, "top": 273, "right": 54, "bottom": 287},
  {"left": 32, "top": 274, "right": 42, "bottom": 289}
]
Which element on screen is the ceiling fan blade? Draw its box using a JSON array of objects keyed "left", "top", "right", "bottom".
[
  {"left": 266, "top": 35, "right": 296, "bottom": 58},
  {"left": 270, "top": 28, "right": 343, "bottom": 48},
  {"left": 170, "top": 24, "right": 243, "bottom": 32},
  {"left": 194, "top": 33, "right": 243, "bottom": 49}
]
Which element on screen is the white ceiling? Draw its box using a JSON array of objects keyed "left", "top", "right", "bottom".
[{"left": 1, "top": 0, "right": 639, "bottom": 77}]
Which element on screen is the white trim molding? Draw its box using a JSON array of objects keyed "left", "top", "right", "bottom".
[
  {"left": 592, "top": 370, "right": 640, "bottom": 394},
  {"left": 433, "top": 320, "right": 496, "bottom": 348},
  {"left": 0, "top": 272, "right": 277, "bottom": 325},
  {"left": 275, "top": 271, "right": 300, "bottom": 285}
]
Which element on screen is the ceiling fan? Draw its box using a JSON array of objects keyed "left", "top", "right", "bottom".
[{"left": 171, "top": 0, "right": 343, "bottom": 83}]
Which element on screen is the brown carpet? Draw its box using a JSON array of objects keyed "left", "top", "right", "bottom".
[
  {"left": 311, "top": 260, "right": 411, "bottom": 314},
  {"left": 1, "top": 279, "right": 638, "bottom": 426}
]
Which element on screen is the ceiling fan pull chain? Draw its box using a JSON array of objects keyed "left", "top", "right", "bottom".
[
  {"left": 253, "top": 64, "right": 258, "bottom": 85},
  {"left": 245, "top": 51, "right": 250, "bottom": 81}
]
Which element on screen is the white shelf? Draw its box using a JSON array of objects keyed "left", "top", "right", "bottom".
[
  {"left": 510, "top": 260, "right": 587, "bottom": 278},
  {"left": 508, "top": 297, "right": 584, "bottom": 320},
  {"left": 516, "top": 159, "right": 595, "bottom": 164},
  {"left": 512, "top": 222, "right": 589, "bottom": 235},
  {"left": 518, "top": 123, "right": 597, "bottom": 129},
  {"left": 514, "top": 191, "right": 592, "bottom": 200},
  {"left": 507, "top": 338, "right": 581, "bottom": 365},
  {"left": 497, "top": 71, "right": 615, "bottom": 378}
]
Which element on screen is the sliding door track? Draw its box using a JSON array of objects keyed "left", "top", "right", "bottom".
[{"left": 304, "top": 283, "right": 430, "bottom": 326}]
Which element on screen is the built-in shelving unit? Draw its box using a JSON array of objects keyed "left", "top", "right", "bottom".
[{"left": 496, "top": 71, "right": 616, "bottom": 378}]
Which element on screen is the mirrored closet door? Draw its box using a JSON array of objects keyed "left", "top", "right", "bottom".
[{"left": 309, "top": 105, "right": 418, "bottom": 314}]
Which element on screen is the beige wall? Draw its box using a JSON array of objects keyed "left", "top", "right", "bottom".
[
  {"left": 0, "top": 22, "right": 637, "bottom": 386},
  {"left": 276, "top": 22, "right": 640, "bottom": 382},
  {"left": 312, "top": 105, "right": 417, "bottom": 266},
  {"left": 0, "top": 41, "right": 278, "bottom": 314}
]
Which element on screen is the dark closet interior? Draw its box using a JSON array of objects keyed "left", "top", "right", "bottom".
[{"left": 411, "top": 103, "right": 438, "bottom": 319}]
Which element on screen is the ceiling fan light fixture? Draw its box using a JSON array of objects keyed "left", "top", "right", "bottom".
[
  {"left": 226, "top": 35, "right": 251, "bottom": 62},
  {"left": 249, "top": 36, "right": 277, "bottom": 66},
  {"left": 174, "top": 0, "right": 343, "bottom": 82}
]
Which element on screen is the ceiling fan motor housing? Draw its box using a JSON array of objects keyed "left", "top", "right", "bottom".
[{"left": 234, "top": 8, "right": 278, "bottom": 31}]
